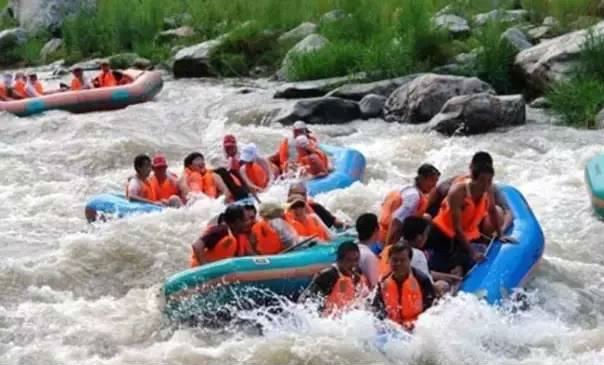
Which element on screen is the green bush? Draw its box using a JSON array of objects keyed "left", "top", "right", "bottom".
[
  {"left": 474, "top": 21, "right": 517, "bottom": 93},
  {"left": 522, "top": 0, "right": 601, "bottom": 31},
  {"left": 547, "top": 77, "right": 604, "bottom": 128},
  {"left": 287, "top": 41, "right": 361, "bottom": 81}
]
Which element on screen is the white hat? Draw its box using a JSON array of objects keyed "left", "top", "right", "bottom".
[
  {"left": 3, "top": 73, "right": 12, "bottom": 84},
  {"left": 293, "top": 120, "right": 307, "bottom": 130},
  {"left": 240, "top": 143, "right": 258, "bottom": 162},
  {"left": 295, "top": 135, "right": 310, "bottom": 149}
]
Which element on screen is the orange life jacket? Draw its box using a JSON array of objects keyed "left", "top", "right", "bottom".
[
  {"left": 252, "top": 219, "right": 283, "bottom": 255},
  {"left": 298, "top": 150, "right": 329, "bottom": 177},
  {"left": 285, "top": 211, "right": 330, "bottom": 241},
  {"left": 203, "top": 233, "right": 239, "bottom": 263},
  {"left": 432, "top": 183, "right": 489, "bottom": 241},
  {"left": 148, "top": 173, "right": 180, "bottom": 201},
  {"left": 323, "top": 267, "right": 368, "bottom": 316},
  {"left": 242, "top": 162, "right": 269, "bottom": 189},
  {"left": 382, "top": 273, "right": 424, "bottom": 328},
  {"left": 97, "top": 71, "right": 117, "bottom": 87},
  {"left": 14, "top": 80, "right": 26, "bottom": 98},
  {"left": 378, "top": 186, "right": 428, "bottom": 242},
  {"left": 0, "top": 84, "right": 6, "bottom": 99},
  {"left": 184, "top": 168, "right": 217, "bottom": 198},
  {"left": 71, "top": 78, "right": 86, "bottom": 91},
  {"left": 278, "top": 137, "right": 320, "bottom": 173},
  {"left": 125, "top": 176, "right": 156, "bottom": 201},
  {"left": 34, "top": 81, "right": 43, "bottom": 95}
]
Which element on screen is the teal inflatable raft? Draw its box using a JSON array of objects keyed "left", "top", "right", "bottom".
[
  {"left": 585, "top": 154, "right": 604, "bottom": 219},
  {"left": 84, "top": 144, "right": 366, "bottom": 222},
  {"left": 161, "top": 185, "right": 545, "bottom": 323}
]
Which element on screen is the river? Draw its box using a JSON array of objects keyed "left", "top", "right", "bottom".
[{"left": 0, "top": 73, "right": 603, "bottom": 364}]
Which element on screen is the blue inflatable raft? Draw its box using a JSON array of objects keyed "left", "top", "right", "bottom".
[
  {"left": 161, "top": 185, "right": 545, "bottom": 323},
  {"left": 84, "top": 144, "right": 366, "bottom": 222}
]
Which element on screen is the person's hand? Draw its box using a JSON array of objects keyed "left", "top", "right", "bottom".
[
  {"left": 498, "top": 235, "right": 517, "bottom": 244},
  {"left": 422, "top": 213, "right": 432, "bottom": 221},
  {"left": 472, "top": 250, "right": 485, "bottom": 263}
]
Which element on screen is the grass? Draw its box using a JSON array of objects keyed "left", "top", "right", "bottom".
[{"left": 521, "top": 0, "right": 601, "bottom": 31}]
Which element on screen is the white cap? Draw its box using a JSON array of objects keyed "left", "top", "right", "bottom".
[
  {"left": 3, "top": 73, "right": 12, "bottom": 84},
  {"left": 295, "top": 135, "right": 310, "bottom": 149},
  {"left": 293, "top": 120, "right": 307, "bottom": 130},
  {"left": 240, "top": 143, "right": 258, "bottom": 162}
]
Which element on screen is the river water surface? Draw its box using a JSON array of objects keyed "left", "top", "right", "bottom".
[{"left": 0, "top": 74, "right": 603, "bottom": 365}]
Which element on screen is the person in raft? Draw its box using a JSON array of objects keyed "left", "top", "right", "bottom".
[
  {"left": 285, "top": 193, "right": 333, "bottom": 242},
  {"left": 287, "top": 182, "right": 348, "bottom": 230},
  {"left": 294, "top": 135, "right": 329, "bottom": 178},
  {"left": 0, "top": 73, "right": 13, "bottom": 100},
  {"left": 426, "top": 151, "right": 513, "bottom": 240},
  {"left": 190, "top": 205, "right": 252, "bottom": 267},
  {"left": 379, "top": 163, "right": 441, "bottom": 247},
  {"left": 25, "top": 73, "right": 43, "bottom": 97},
  {"left": 148, "top": 153, "right": 183, "bottom": 207},
  {"left": 222, "top": 134, "right": 240, "bottom": 172},
  {"left": 93, "top": 61, "right": 117, "bottom": 88},
  {"left": 355, "top": 213, "right": 381, "bottom": 289},
  {"left": 70, "top": 67, "right": 92, "bottom": 91},
  {"left": 12, "top": 72, "right": 27, "bottom": 99},
  {"left": 250, "top": 202, "right": 299, "bottom": 255},
  {"left": 126, "top": 154, "right": 157, "bottom": 205},
  {"left": 298, "top": 241, "right": 369, "bottom": 316},
  {"left": 372, "top": 243, "right": 435, "bottom": 331},
  {"left": 270, "top": 121, "right": 319, "bottom": 176},
  {"left": 239, "top": 143, "right": 276, "bottom": 193}
]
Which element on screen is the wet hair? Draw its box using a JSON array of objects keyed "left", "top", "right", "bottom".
[
  {"left": 471, "top": 162, "right": 495, "bottom": 179},
  {"left": 223, "top": 205, "right": 245, "bottom": 225},
  {"left": 337, "top": 241, "right": 360, "bottom": 261},
  {"left": 471, "top": 151, "right": 493, "bottom": 167},
  {"left": 417, "top": 163, "right": 440, "bottom": 178},
  {"left": 243, "top": 203, "right": 257, "bottom": 214},
  {"left": 133, "top": 154, "right": 151, "bottom": 172},
  {"left": 356, "top": 213, "right": 379, "bottom": 241},
  {"left": 184, "top": 152, "right": 204, "bottom": 168},
  {"left": 388, "top": 242, "right": 413, "bottom": 260},
  {"left": 401, "top": 216, "right": 429, "bottom": 242}
]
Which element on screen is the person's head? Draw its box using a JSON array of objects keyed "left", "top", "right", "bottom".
[
  {"left": 152, "top": 153, "right": 168, "bottom": 178},
  {"left": 336, "top": 241, "right": 361, "bottom": 276},
  {"left": 240, "top": 143, "right": 258, "bottom": 165},
  {"left": 184, "top": 152, "right": 205, "bottom": 173},
  {"left": 101, "top": 61, "right": 110, "bottom": 73},
  {"left": 288, "top": 182, "right": 307, "bottom": 199},
  {"left": 223, "top": 134, "right": 238, "bottom": 157},
  {"left": 15, "top": 72, "right": 25, "bottom": 81},
  {"left": 288, "top": 194, "right": 307, "bottom": 217},
  {"left": 223, "top": 205, "right": 247, "bottom": 233},
  {"left": 134, "top": 154, "right": 152, "bottom": 178},
  {"left": 293, "top": 120, "right": 308, "bottom": 138},
  {"left": 242, "top": 203, "right": 257, "bottom": 232},
  {"left": 259, "top": 202, "right": 285, "bottom": 220},
  {"left": 401, "top": 216, "right": 429, "bottom": 249},
  {"left": 416, "top": 163, "right": 440, "bottom": 194},
  {"left": 28, "top": 74, "right": 37, "bottom": 83},
  {"left": 295, "top": 135, "right": 310, "bottom": 154},
  {"left": 470, "top": 151, "right": 493, "bottom": 169},
  {"left": 470, "top": 162, "right": 495, "bottom": 192},
  {"left": 3, "top": 73, "right": 12, "bottom": 85},
  {"left": 355, "top": 213, "right": 379, "bottom": 243},
  {"left": 72, "top": 67, "right": 83, "bottom": 78},
  {"left": 389, "top": 243, "right": 413, "bottom": 280}
]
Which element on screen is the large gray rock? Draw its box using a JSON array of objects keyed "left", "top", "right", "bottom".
[
  {"left": 529, "top": 97, "right": 551, "bottom": 109},
  {"left": 278, "top": 34, "right": 329, "bottom": 80},
  {"left": 430, "top": 93, "right": 526, "bottom": 136},
  {"left": 327, "top": 74, "right": 421, "bottom": 101},
  {"left": 515, "top": 21, "right": 604, "bottom": 91},
  {"left": 359, "top": 94, "right": 387, "bottom": 119},
  {"left": 278, "top": 22, "right": 317, "bottom": 45},
  {"left": 155, "top": 26, "right": 195, "bottom": 43},
  {"left": 320, "top": 9, "right": 350, "bottom": 26},
  {"left": 473, "top": 9, "right": 528, "bottom": 26},
  {"left": 433, "top": 14, "right": 470, "bottom": 37},
  {"left": 273, "top": 97, "right": 361, "bottom": 125},
  {"left": 0, "top": 27, "right": 26, "bottom": 51},
  {"left": 501, "top": 27, "right": 532, "bottom": 54},
  {"left": 172, "top": 35, "right": 226, "bottom": 78},
  {"left": 527, "top": 25, "right": 555, "bottom": 41},
  {"left": 9, "top": 0, "right": 95, "bottom": 32},
  {"left": 384, "top": 74, "right": 495, "bottom": 124},
  {"left": 274, "top": 73, "right": 366, "bottom": 99},
  {"left": 109, "top": 53, "right": 150, "bottom": 69},
  {"left": 40, "top": 38, "right": 62, "bottom": 61}
]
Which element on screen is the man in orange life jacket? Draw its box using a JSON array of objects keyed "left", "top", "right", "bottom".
[
  {"left": 126, "top": 154, "right": 157, "bottom": 205},
  {"left": 269, "top": 121, "right": 318, "bottom": 175},
  {"left": 286, "top": 194, "right": 332, "bottom": 242},
  {"left": 372, "top": 243, "right": 435, "bottom": 330},
  {"left": 0, "top": 73, "right": 13, "bottom": 101},
  {"left": 93, "top": 61, "right": 117, "bottom": 88},
  {"left": 287, "top": 182, "right": 348, "bottom": 230},
  {"left": 149, "top": 153, "right": 183, "bottom": 207},
  {"left": 295, "top": 135, "right": 329, "bottom": 178},
  {"left": 380, "top": 163, "right": 441, "bottom": 246},
  {"left": 298, "top": 241, "right": 369, "bottom": 316},
  {"left": 70, "top": 67, "right": 92, "bottom": 91}
]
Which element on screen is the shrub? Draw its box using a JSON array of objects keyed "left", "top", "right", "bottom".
[{"left": 547, "top": 77, "right": 604, "bottom": 128}]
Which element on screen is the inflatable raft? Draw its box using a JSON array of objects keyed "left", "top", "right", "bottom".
[
  {"left": 84, "top": 144, "right": 366, "bottom": 222},
  {"left": 0, "top": 69, "right": 163, "bottom": 117},
  {"left": 161, "top": 185, "right": 545, "bottom": 323},
  {"left": 585, "top": 154, "right": 604, "bottom": 219}
]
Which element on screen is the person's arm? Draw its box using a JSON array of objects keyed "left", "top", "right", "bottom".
[
  {"left": 493, "top": 186, "right": 513, "bottom": 232},
  {"left": 414, "top": 269, "right": 436, "bottom": 310},
  {"left": 431, "top": 271, "right": 462, "bottom": 283},
  {"left": 240, "top": 165, "right": 263, "bottom": 193},
  {"left": 426, "top": 178, "right": 454, "bottom": 217},
  {"left": 448, "top": 185, "right": 480, "bottom": 260},
  {"left": 363, "top": 251, "right": 380, "bottom": 289},
  {"left": 309, "top": 202, "right": 336, "bottom": 228},
  {"left": 308, "top": 154, "right": 328, "bottom": 177},
  {"left": 298, "top": 269, "right": 337, "bottom": 305},
  {"left": 127, "top": 179, "right": 161, "bottom": 206},
  {"left": 487, "top": 187, "right": 503, "bottom": 239},
  {"left": 191, "top": 236, "right": 206, "bottom": 267},
  {"left": 371, "top": 282, "right": 387, "bottom": 320},
  {"left": 386, "top": 189, "right": 421, "bottom": 246}
]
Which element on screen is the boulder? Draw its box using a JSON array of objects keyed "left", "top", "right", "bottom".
[
  {"left": 274, "top": 73, "right": 366, "bottom": 99},
  {"left": 40, "top": 38, "right": 62, "bottom": 61},
  {"left": 473, "top": 9, "right": 528, "bottom": 26},
  {"left": 155, "top": 26, "right": 195, "bottom": 43},
  {"left": 9, "top": 0, "right": 95, "bottom": 32},
  {"left": 72, "top": 58, "right": 105, "bottom": 71},
  {"left": 0, "top": 27, "right": 26, "bottom": 51},
  {"left": 515, "top": 21, "right": 604, "bottom": 92},
  {"left": 384, "top": 73, "right": 495, "bottom": 124},
  {"left": 278, "top": 34, "right": 329, "bottom": 80},
  {"left": 273, "top": 97, "right": 361, "bottom": 125},
  {"left": 109, "top": 53, "right": 150, "bottom": 69},
  {"left": 433, "top": 14, "right": 470, "bottom": 37},
  {"left": 543, "top": 16, "right": 559, "bottom": 28},
  {"left": 162, "top": 13, "right": 192, "bottom": 30},
  {"left": 501, "top": 27, "right": 532, "bottom": 54},
  {"left": 527, "top": 25, "right": 555, "bottom": 41},
  {"left": 172, "top": 35, "right": 226, "bottom": 78},
  {"left": 359, "top": 94, "right": 387, "bottom": 119},
  {"left": 319, "top": 9, "right": 349, "bottom": 26},
  {"left": 429, "top": 93, "right": 526, "bottom": 136},
  {"left": 327, "top": 74, "right": 420, "bottom": 101},
  {"left": 529, "top": 97, "right": 550, "bottom": 108},
  {"left": 278, "top": 22, "right": 317, "bottom": 45}
]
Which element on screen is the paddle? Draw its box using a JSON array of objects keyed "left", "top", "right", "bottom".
[{"left": 279, "top": 234, "right": 318, "bottom": 254}]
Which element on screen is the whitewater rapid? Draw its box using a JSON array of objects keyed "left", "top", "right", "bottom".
[{"left": 0, "top": 74, "right": 602, "bottom": 365}]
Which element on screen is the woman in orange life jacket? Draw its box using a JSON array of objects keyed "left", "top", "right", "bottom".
[
  {"left": 294, "top": 135, "right": 329, "bottom": 178},
  {"left": 190, "top": 205, "right": 252, "bottom": 267},
  {"left": 125, "top": 154, "right": 158, "bottom": 205},
  {"left": 379, "top": 163, "right": 441, "bottom": 248},
  {"left": 426, "top": 162, "right": 514, "bottom": 276},
  {"left": 285, "top": 194, "right": 333, "bottom": 242},
  {"left": 251, "top": 202, "right": 299, "bottom": 255},
  {"left": 239, "top": 143, "right": 276, "bottom": 193},
  {"left": 148, "top": 153, "right": 183, "bottom": 207},
  {"left": 70, "top": 67, "right": 92, "bottom": 91},
  {"left": 372, "top": 243, "right": 435, "bottom": 331},
  {"left": 287, "top": 182, "right": 348, "bottom": 230},
  {"left": 178, "top": 152, "right": 232, "bottom": 202},
  {"left": 298, "top": 241, "right": 369, "bottom": 316}
]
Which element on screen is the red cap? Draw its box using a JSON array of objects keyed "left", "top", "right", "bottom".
[
  {"left": 223, "top": 134, "right": 237, "bottom": 147},
  {"left": 152, "top": 154, "right": 168, "bottom": 167}
]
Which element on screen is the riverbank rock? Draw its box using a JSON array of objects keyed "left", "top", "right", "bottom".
[
  {"left": 155, "top": 26, "right": 195, "bottom": 43},
  {"left": 473, "top": 9, "right": 528, "bottom": 26},
  {"left": 172, "top": 35, "right": 225, "bottom": 78},
  {"left": 278, "top": 22, "right": 317, "bottom": 45},
  {"left": 429, "top": 93, "right": 526, "bottom": 136},
  {"left": 529, "top": 97, "right": 550, "bottom": 108},
  {"left": 109, "top": 53, "right": 151, "bottom": 69},
  {"left": 433, "top": 14, "right": 470, "bottom": 37},
  {"left": 9, "top": 0, "right": 95, "bottom": 32},
  {"left": 0, "top": 27, "right": 26, "bottom": 51},
  {"left": 274, "top": 73, "right": 366, "bottom": 99},
  {"left": 359, "top": 94, "right": 386, "bottom": 119},
  {"left": 320, "top": 9, "right": 350, "bottom": 26},
  {"left": 278, "top": 34, "right": 329, "bottom": 81},
  {"left": 501, "top": 27, "right": 532, "bottom": 54},
  {"left": 515, "top": 21, "right": 604, "bottom": 92},
  {"left": 40, "top": 38, "right": 62, "bottom": 61},
  {"left": 384, "top": 74, "right": 495, "bottom": 124},
  {"left": 273, "top": 97, "right": 360, "bottom": 125},
  {"left": 327, "top": 74, "right": 420, "bottom": 101}
]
